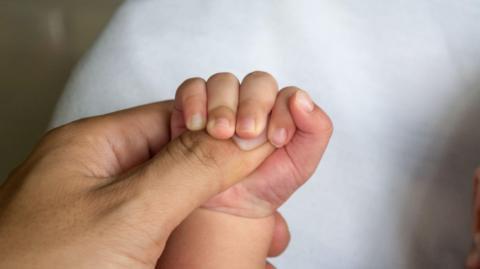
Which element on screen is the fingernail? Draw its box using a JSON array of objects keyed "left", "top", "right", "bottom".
[
  {"left": 188, "top": 113, "right": 205, "bottom": 130},
  {"left": 237, "top": 117, "right": 256, "bottom": 133},
  {"left": 208, "top": 117, "right": 230, "bottom": 130},
  {"left": 233, "top": 129, "right": 267, "bottom": 151},
  {"left": 295, "top": 91, "right": 314, "bottom": 112},
  {"left": 271, "top": 128, "right": 287, "bottom": 148}
]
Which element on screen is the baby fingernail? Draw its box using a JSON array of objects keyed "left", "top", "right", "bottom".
[
  {"left": 271, "top": 128, "right": 287, "bottom": 147},
  {"left": 233, "top": 129, "right": 267, "bottom": 151},
  {"left": 188, "top": 113, "right": 205, "bottom": 130},
  {"left": 295, "top": 91, "right": 314, "bottom": 112},
  {"left": 238, "top": 117, "right": 256, "bottom": 133}
]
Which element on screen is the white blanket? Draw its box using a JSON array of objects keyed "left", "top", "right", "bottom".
[{"left": 50, "top": 1, "right": 480, "bottom": 268}]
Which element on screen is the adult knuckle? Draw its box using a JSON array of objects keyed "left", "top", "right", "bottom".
[
  {"left": 177, "top": 132, "right": 222, "bottom": 171},
  {"left": 41, "top": 120, "right": 86, "bottom": 148},
  {"left": 44, "top": 117, "right": 114, "bottom": 158},
  {"left": 44, "top": 122, "right": 74, "bottom": 140}
]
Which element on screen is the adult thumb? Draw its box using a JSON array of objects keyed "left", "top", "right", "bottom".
[{"left": 126, "top": 130, "right": 274, "bottom": 231}]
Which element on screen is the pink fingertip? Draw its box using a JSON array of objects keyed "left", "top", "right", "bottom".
[{"left": 270, "top": 128, "right": 287, "bottom": 148}]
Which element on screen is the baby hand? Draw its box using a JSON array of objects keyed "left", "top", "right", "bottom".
[{"left": 170, "top": 71, "right": 333, "bottom": 217}]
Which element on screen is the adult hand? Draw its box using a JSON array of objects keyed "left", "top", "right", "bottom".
[{"left": 0, "top": 101, "right": 276, "bottom": 269}]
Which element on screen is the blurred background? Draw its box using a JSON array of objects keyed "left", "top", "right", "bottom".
[{"left": 0, "top": 0, "right": 123, "bottom": 180}]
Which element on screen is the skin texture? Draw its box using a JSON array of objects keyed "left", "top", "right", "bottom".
[
  {"left": 0, "top": 101, "right": 281, "bottom": 269},
  {"left": 163, "top": 71, "right": 333, "bottom": 269}
]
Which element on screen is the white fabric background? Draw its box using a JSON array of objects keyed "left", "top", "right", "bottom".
[{"left": 50, "top": 1, "right": 480, "bottom": 268}]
